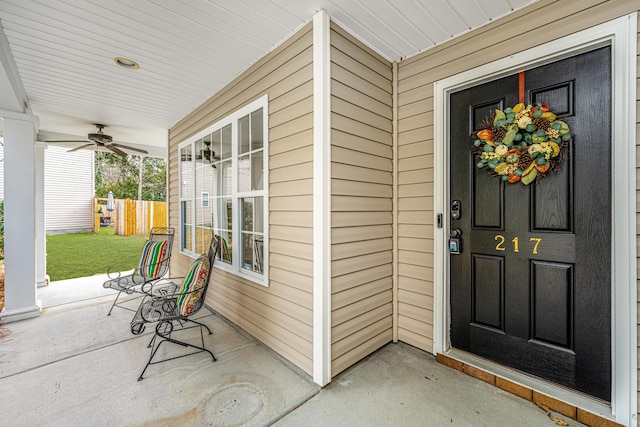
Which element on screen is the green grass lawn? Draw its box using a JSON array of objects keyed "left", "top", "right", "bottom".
[{"left": 46, "top": 227, "right": 148, "bottom": 281}]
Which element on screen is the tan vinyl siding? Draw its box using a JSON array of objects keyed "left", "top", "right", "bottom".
[
  {"left": 329, "top": 22, "right": 394, "bottom": 376},
  {"left": 396, "top": 0, "right": 638, "bottom": 357},
  {"left": 168, "top": 23, "right": 314, "bottom": 374}
]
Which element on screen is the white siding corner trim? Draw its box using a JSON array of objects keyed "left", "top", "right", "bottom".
[
  {"left": 313, "top": 9, "right": 332, "bottom": 386},
  {"left": 433, "top": 14, "right": 637, "bottom": 426},
  {"left": 392, "top": 61, "right": 399, "bottom": 343}
]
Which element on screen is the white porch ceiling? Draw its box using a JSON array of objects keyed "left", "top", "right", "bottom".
[{"left": 0, "top": 0, "right": 538, "bottom": 157}]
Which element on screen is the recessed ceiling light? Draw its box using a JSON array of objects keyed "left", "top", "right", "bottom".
[{"left": 113, "top": 57, "right": 139, "bottom": 70}]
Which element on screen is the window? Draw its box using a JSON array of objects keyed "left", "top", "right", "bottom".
[{"left": 179, "top": 95, "right": 268, "bottom": 285}]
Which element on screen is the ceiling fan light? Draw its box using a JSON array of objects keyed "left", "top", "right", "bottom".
[{"left": 113, "top": 57, "right": 139, "bottom": 70}]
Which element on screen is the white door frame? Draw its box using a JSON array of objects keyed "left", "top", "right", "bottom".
[{"left": 433, "top": 14, "right": 637, "bottom": 426}]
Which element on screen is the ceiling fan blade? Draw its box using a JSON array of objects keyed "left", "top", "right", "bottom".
[
  {"left": 110, "top": 143, "right": 148, "bottom": 154},
  {"left": 45, "top": 139, "right": 90, "bottom": 143},
  {"left": 67, "top": 144, "right": 95, "bottom": 153},
  {"left": 107, "top": 145, "right": 128, "bottom": 157}
]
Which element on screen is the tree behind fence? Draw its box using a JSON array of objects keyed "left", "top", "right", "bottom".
[{"left": 93, "top": 197, "right": 166, "bottom": 236}]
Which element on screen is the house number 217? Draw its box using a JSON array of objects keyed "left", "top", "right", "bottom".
[{"left": 494, "top": 235, "right": 542, "bottom": 255}]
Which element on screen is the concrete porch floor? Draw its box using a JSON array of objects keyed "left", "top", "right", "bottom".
[{"left": 0, "top": 274, "right": 584, "bottom": 426}]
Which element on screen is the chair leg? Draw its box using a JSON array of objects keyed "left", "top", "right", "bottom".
[
  {"left": 109, "top": 288, "right": 147, "bottom": 316},
  {"left": 106, "top": 290, "right": 123, "bottom": 316},
  {"left": 162, "top": 334, "right": 216, "bottom": 363},
  {"left": 147, "top": 332, "right": 157, "bottom": 348},
  {"left": 183, "top": 318, "right": 213, "bottom": 335},
  {"left": 138, "top": 333, "right": 165, "bottom": 381},
  {"left": 197, "top": 326, "right": 216, "bottom": 362},
  {"left": 174, "top": 319, "right": 215, "bottom": 355},
  {"left": 137, "top": 322, "right": 216, "bottom": 381}
]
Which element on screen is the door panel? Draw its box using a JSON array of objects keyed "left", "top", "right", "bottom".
[
  {"left": 472, "top": 165, "right": 503, "bottom": 229},
  {"left": 532, "top": 168, "right": 572, "bottom": 231},
  {"left": 449, "top": 46, "right": 611, "bottom": 401},
  {"left": 472, "top": 255, "right": 503, "bottom": 330},
  {"left": 531, "top": 261, "right": 573, "bottom": 348},
  {"left": 530, "top": 81, "right": 574, "bottom": 116}
]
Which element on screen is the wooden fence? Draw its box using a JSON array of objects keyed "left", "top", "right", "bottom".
[{"left": 93, "top": 197, "right": 167, "bottom": 236}]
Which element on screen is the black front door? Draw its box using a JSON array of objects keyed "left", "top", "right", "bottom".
[{"left": 449, "top": 46, "right": 612, "bottom": 401}]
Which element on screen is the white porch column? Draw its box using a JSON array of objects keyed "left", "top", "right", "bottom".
[
  {"left": 0, "top": 115, "right": 41, "bottom": 322},
  {"left": 35, "top": 143, "right": 48, "bottom": 287}
]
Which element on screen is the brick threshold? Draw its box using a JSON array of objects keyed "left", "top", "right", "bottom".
[{"left": 436, "top": 353, "right": 623, "bottom": 427}]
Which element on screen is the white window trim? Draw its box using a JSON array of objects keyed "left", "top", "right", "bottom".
[
  {"left": 433, "top": 14, "right": 636, "bottom": 426},
  {"left": 178, "top": 94, "right": 269, "bottom": 287}
]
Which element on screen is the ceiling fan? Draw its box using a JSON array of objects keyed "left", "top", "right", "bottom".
[{"left": 44, "top": 124, "right": 148, "bottom": 157}]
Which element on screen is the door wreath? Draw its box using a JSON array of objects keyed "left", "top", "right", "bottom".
[{"left": 472, "top": 102, "right": 571, "bottom": 185}]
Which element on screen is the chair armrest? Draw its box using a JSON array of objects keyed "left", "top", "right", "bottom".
[
  {"left": 141, "top": 277, "right": 180, "bottom": 296},
  {"left": 131, "top": 294, "right": 155, "bottom": 334},
  {"left": 106, "top": 259, "right": 138, "bottom": 279},
  {"left": 148, "top": 276, "right": 211, "bottom": 297}
]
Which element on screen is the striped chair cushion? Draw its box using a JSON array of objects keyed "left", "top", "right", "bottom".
[
  {"left": 137, "top": 240, "right": 168, "bottom": 279},
  {"left": 177, "top": 256, "right": 210, "bottom": 316}
]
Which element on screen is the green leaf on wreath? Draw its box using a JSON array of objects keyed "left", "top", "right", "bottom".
[{"left": 502, "top": 127, "right": 517, "bottom": 145}]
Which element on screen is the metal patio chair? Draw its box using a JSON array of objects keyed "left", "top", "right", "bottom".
[
  {"left": 103, "top": 227, "right": 175, "bottom": 315},
  {"left": 130, "top": 237, "right": 219, "bottom": 381}
]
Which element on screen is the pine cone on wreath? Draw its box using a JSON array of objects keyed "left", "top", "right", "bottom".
[
  {"left": 532, "top": 117, "right": 551, "bottom": 131},
  {"left": 480, "top": 115, "right": 494, "bottom": 131},
  {"left": 491, "top": 126, "right": 506, "bottom": 142}
]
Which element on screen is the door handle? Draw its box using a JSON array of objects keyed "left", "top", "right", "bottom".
[{"left": 451, "top": 200, "right": 461, "bottom": 220}]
